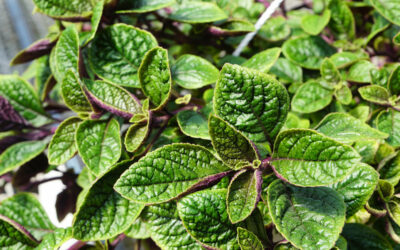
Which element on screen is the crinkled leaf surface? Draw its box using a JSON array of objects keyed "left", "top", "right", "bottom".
[
  {"left": 242, "top": 48, "right": 281, "bottom": 73},
  {"left": 269, "top": 58, "right": 303, "bottom": 83},
  {"left": 89, "top": 24, "right": 157, "bottom": 87},
  {"left": 282, "top": 36, "right": 336, "bottom": 70},
  {"left": 81, "top": 0, "right": 104, "bottom": 46},
  {"left": 379, "top": 152, "right": 400, "bottom": 186},
  {"left": 291, "top": 82, "right": 333, "bottom": 114},
  {"left": 0, "top": 140, "right": 47, "bottom": 176},
  {"left": 0, "top": 75, "right": 51, "bottom": 127},
  {"left": 371, "top": 0, "right": 400, "bottom": 26},
  {"left": 177, "top": 110, "right": 210, "bottom": 140},
  {"left": 259, "top": 16, "right": 290, "bottom": 42},
  {"left": 0, "top": 215, "right": 38, "bottom": 249},
  {"left": 35, "top": 228, "right": 72, "bottom": 250},
  {"left": 328, "top": 0, "right": 356, "bottom": 40},
  {"left": 359, "top": 85, "right": 391, "bottom": 105},
  {"left": 48, "top": 117, "right": 81, "bottom": 165},
  {"left": 124, "top": 218, "right": 150, "bottom": 239},
  {"left": 389, "top": 65, "right": 400, "bottom": 95},
  {"left": 139, "top": 47, "right": 171, "bottom": 110},
  {"left": 267, "top": 180, "right": 346, "bottom": 250},
  {"left": 321, "top": 58, "right": 341, "bottom": 87},
  {"left": 214, "top": 63, "right": 289, "bottom": 142},
  {"left": 117, "top": 0, "right": 175, "bottom": 13},
  {"left": 61, "top": 70, "right": 92, "bottom": 114},
  {"left": 177, "top": 189, "right": 239, "bottom": 249},
  {"left": 316, "top": 112, "right": 388, "bottom": 144},
  {"left": 347, "top": 60, "right": 376, "bottom": 83},
  {"left": 334, "top": 84, "right": 352, "bottom": 105},
  {"left": 32, "top": 0, "right": 94, "bottom": 19},
  {"left": 114, "top": 143, "right": 230, "bottom": 204},
  {"left": 237, "top": 227, "right": 263, "bottom": 250},
  {"left": 35, "top": 55, "right": 51, "bottom": 101},
  {"left": 330, "top": 51, "right": 368, "bottom": 69},
  {"left": 73, "top": 161, "right": 144, "bottom": 241},
  {"left": 271, "top": 129, "right": 361, "bottom": 186},
  {"left": 168, "top": 1, "right": 228, "bottom": 23},
  {"left": 342, "top": 223, "right": 392, "bottom": 250},
  {"left": 209, "top": 115, "right": 257, "bottom": 170},
  {"left": 124, "top": 121, "right": 149, "bottom": 153},
  {"left": 171, "top": 54, "right": 219, "bottom": 89},
  {"left": 76, "top": 119, "right": 121, "bottom": 176},
  {"left": 301, "top": 9, "right": 331, "bottom": 35},
  {"left": 376, "top": 110, "right": 400, "bottom": 147}
]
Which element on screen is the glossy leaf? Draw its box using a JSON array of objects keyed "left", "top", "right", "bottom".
[
  {"left": 177, "top": 110, "right": 210, "bottom": 140},
  {"left": 342, "top": 223, "right": 392, "bottom": 250},
  {"left": 389, "top": 65, "right": 400, "bottom": 95},
  {"left": 0, "top": 96, "right": 29, "bottom": 132},
  {"left": 301, "top": 9, "right": 331, "bottom": 35},
  {"left": 0, "top": 215, "right": 39, "bottom": 249},
  {"left": 124, "top": 219, "right": 150, "bottom": 239},
  {"left": 124, "top": 121, "right": 149, "bottom": 153},
  {"left": 168, "top": 1, "right": 228, "bottom": 23},
  {"left": 291, "top": 82, "right": 333, "bottom": 113},
  {"left": 376, "top": 109, "right": 400, "bottom": 147},
  {"left": 269, "top": 58, "right": 303, "bottom": 83},
  {"left": 210, "top": 19, "right": 255, "bottom": 36},
  {"left": 32, "top": 0, "right": 94, "bottom": 19},
  {"left": 61, "top": 70, "right": 93, "bottom": 114},
  {"left": 321, "top": 58, "right": 341, "bottom": 87},
  {"left": 242, "top": 48, "right": 281, "bottom": 73},
  {"left": 328, "top": 0, "right": 356, "bottom": 39},
  {"left": 330, "top": 51, "right": 368, "bottom": 69},
  {"left": 259, "top": 16, "right": 290, "bottom": 42},
  {"left": 334, "top": 84, "right": 352, "bottom": 105},
  {"left": 371, "top": 0, "right": 400, "bottom": 26},
  {"left": 379, "top": 152, "right": 400, "bottom": 186},
  {"left": 358, "top": 85, "right": 391, "bottom": 105},
  {"left": 10, "top": 39, "right": 55, "bottom": 66},
  {"left": 81, "top": 0, "right": 104, "bottom": 46},
  {"left": 117, "top": 0, "right": 175, "bottom": 13},
  {"left": 35, "top": 228, "right": 72, "bottom": 250},
  {"left": 237, "top": 227, "right": 263, "bottom": 250},
  {"left": 347, "top": 60, "right": 376, "bottom": 83}
]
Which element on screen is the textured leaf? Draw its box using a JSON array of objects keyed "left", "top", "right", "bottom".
[
  {"left": 271, "top": 129, "right": 361, "bottom": 186},
  {"left": 259, "top": 16, "right": 290, "bottom": 42},
  {"left": 379, "top": 152, "right": 400, "bottom": 186},
  {"left": 366, "top": 12, "right": 391, "bottom": 44},
  {"left": 371, "top": 0, "right": 400, "bottom": 26},
  {"left": 376, "top": 109, "right": 400, "bottom": 147},
  {"left": 388, "top": 197, "right": 400, "bottom": 227},
  {"left": 227, "top": 170, "right": 261, "bottom": 223},
  {"left": 81, "top": 0, "right": 104, "bottom": 46},
  {"left": 347, "top": 60, "right": 376, "bottom": 83},
  {"left": 0, "top": 75, "right": 51, "bottom": 127},
  {"left": 61, "top": 70, "right": 93, "bottom": 114},
  {"left": 0, "top": 215, "right": 39, "bottom": 249},
  {"left": 334, "top": 84, "right": 352, "bottom": 105},
  {"left": 315, "top": 112, "right": 388, "bottom": 144},
  {"left": 84, "top": 79, "right": 141, "bottom": 119},
  {"left": 177, "top": 189, "right": 239, "bottom": 249},
  {"left": 171, "top": 54, "right": 219, "bottom": 89},
  {"left": 10, "top": 39, "right": 56, "bottom": 66},
  {"left": 142, "top": 202, "right": 202, "bottom": 249},
  {"left": 35, "top": 228, "right": 72, "bottom": 250},
  {"left": 76, "top": 119, "right": 121, "bottom": 176},
  {"left": 32, "top": 0, "right": 94, "bottom": 19},
  {"left": 242, "top": 48, "right": 281, "bottom": 73},
  {"left": 168, "top": 1, "right": 228, "bottom": 23},
  {"left": 139, "top": 47, "right": 171, "bottom": 110},
  {"left": 114, "top": 144, "right": 230, "bottom": 204},
  {"left": 328, "top": 164, "right": 378, "bottom": 217},
  {"left": 73, "top": 161, "right": 144, "bottom": 241},
  {"left": 321, "top": 58, "right": 341, "bottom": 87},
  {"left": 89, "top": 24, "right": 158, "bottom": 87},
  {"left": 0, "top": 140, "right": 47, "bottom": 176},
  {"left": 214, "top": 63, "right": 289, "bottom": 142},
  {"left": 0, "top": 96, "right": 29, "bottom": 132},
  {"left": 267, "top": 180, "right": 346, "bottom": 250},
  {"left": 358, "top": 85, "right": 391, "bottom": 105},
  {"left": 50, "top": 26, "right": 79, "bottom": 83},
  {"left": 328, "top": 0, "right": 356, "bottom": 39},
  {"left": 124, "top": 218, "right": 150, "bottom": 239},
  {"left": 210, "top": 20, "right": 255, "bottom": 36},
  {"left": 237, "top": 227, "right": 263, "bottom": 250},
  {"left": 124, "top": 121, "right": 149, "bottom": 153},
  {"left": 282, "top": 36, "right": 336, "bottom": 69},
  {"left": 389, "top": 65, "right": 400, "bottom": 95},
  {"left": 329, "top": 51, "right": 368, "bottom": 69},
  {"left": 209, "top": 115, "right": 258, "bottom": 169},
  {"left": 269, "top": 58, "right": 303, "bottom": 83},
  {"left": 394, "top": 32, "right": 400, "bottom": 45},
  {"left": 291, "top": 82, "right": 333, "bottom": 113},
  {"left": 35, "top": 55, "right": 52, "bottom": 101},
  {"left": 342, "top": 223, "right": 392, "bottom": 250},
  {"left": 301, "top": 9, "right": 331, "bottom": 35},
  {"left": 48, "top": 117, "right": 81, "bottom": 165},
  {"left": 177, "top": 110, "right": 210, "bottom": 140},
  {"left": 117, "top": 0, "right": 175, "bottom": 13}
]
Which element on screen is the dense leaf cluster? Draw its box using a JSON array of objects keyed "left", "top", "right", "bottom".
[{"left": 1, "top": 0, "right": 400, "bottom": 249}]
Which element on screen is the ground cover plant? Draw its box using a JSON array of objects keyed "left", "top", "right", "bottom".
[{"left": 1, "top": 0, "right": 400, "bottom": 249}]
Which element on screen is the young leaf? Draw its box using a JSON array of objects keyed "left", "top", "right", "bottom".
[
  {"left": 328, "top": 164, "right": 378, "bottom": 217},
  {"left": 89, "top": 24, "right": 158, "bottom": 88},
  {"left": 84, "top": 79, "right": 141, "bottom": 119},
  {"left": 214, "top": 63, "right": 289, "bottom": 142},
  {"left": 32, "top": 0, "right": 94, "bottom": 19},
  {"left": 0, "top": 215, "right": 39, "bottom": 249},
  {"left": 269, "top": 58, "right": 303, "bottom": 83},
  {"left": 0, "top": 75, "right": 51, "bottom": 127},
  {"left": 168, "top": 1, "right": 228, "bottom": 23},
  {"left": 80, "top": 0, "right": 104, "bottom": 46},
  {"left": 379, "top": 152, "right": 400, "bottom": 186},
  {"left": 334, "top": 84, "right": 352, "bottom": 105},
  {"left": 342, "top": 223, "right": 392, "bottom": 250},
  {"left": 376, "top": 109, "right": 400, "bottom": 147},
  {"left": 237, "top": 227, "right": 263, "bottom": 250},
  {"left": 389, "top": 65, "right": 400, "bottom": 95},
  {"left": 267, "top": 180, "right": 346, "bottom": 250},
  {"left": 76, "top": 119, "right": 122, "bottom": 176},
  {"left": 227, "top": 170, "right": 261, "bottom": 223},
  {"left": 177, "top": 189, "right": 239, "bottom": 249},
  {"left": 117, "top": 0, "right": 175, "bottom": 13},
  {"left": 315, "top": 112, "right": 388, "bottom": 144},
  {"left": 0, "top": 96, "right": 29, "bottom": 132},
  {"left": 61, "top": 70, "right": 93, "bottom": 114},
  {"left": 35, "top": 228, "right": 72, "bottom": 250},
  {"left": 370, "top": 0, "right": 400, "bottom": 26},
  {"left": 291, "top": 81, "right": 333, "bottom": 113},
  {"left": 301, "top": 9, "right": 331, "bottom": 35},
  {"left": 347, "top": 60, "right": 376, "bottom": 83},
  {"left": 271, "top": 129, "right": 361, "bottom": 186},
  {"left": 282, "top": 36, "right": 336, "bottom": 70},
  {"left": 0, "top": 140, "right": 47, "bottom": 176},
  {"left": 171, "top": 54, "right": 219, "bottom": 89},
  {"left": 48, "top": 117, "right": 81, "bottom": 165},
  {"left": 177, "top": 110, "right": 210, "bottom": 140},
  {"left": 124, "top": 121, "right": 149, "bottom": 153},
  {"left": 114, "top": 144, "right": 230, "bottom": 204},
  {"left": 328, "top": 0, "right": 356, "bottom": 40},
  {"left": 242, "top": 47, "right": 281, "bottom": 73},
  {"left": 139, "top": 47, "right": 171, "bottom": 110},
  {"left": 358, "top": 85, "right": 391, "bottom": 105},
  {"left": 329, "top": 51, "right": 368, "bottom": 69},
  {"left": 321, "top": 58, "right": 341, "bottom": 87},
  {"left": 209, "top": 115, "right": 258, "bottom": 170}
]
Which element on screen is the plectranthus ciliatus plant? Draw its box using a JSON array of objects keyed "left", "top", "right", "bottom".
[{"left": 1, "top": 0, "right": 400, "bottom": 249}]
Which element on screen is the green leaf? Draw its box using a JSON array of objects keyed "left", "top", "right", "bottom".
[
  {"left": 271, "top": 129, "right": 361, "bottom": 186},
  {"left": 211, "top": 19, "right": 255, "bottom": 35},
  {"left": 329, "top": 51, "right": 369, "bottom": 69},
  {"left": 349, "top": 105, "right": 370, "bottom": 122},
  {"left": 371, "top": 0, "right": 400, "bottom": 26},
  {"left": 117, "top": 0, "right": 174, "bottom": 13},
  {"left": 168, "top": 1, "right": 228, "bottom": 23},
  {"left": 388, "top": 197, "right": 400, "bottom": 227},
  {"left": 315, "top": 112, "right": 388, "bottom": 144},
  {"left": 50, "top": 26, "right": 79, "bottom": 83},
  {"left": 139, "top": 47, "right": 171, "bottom": 110},
  {"left": 84, "top": 79, "right": 141, "bottom": 119},
  {"left": 177, "top": 110, "right": 210, "bottom": 140},
  {"left": 124, "top": 121, "right": 149, "bottom": 153},
  {"left": 301, "top": 9, "right": 331, "bottom": 35},
  {"left": 379, "top": 152, "right": 400, "bottom": 186},
  {"left": 61, "top": 70, "right": 93, "bottom": 114},
  {"left": 32, "top": 0, "right": 94, "bottom": 19},
  {"left": 269, "top": 58, "right": 303, "bottom": 83},
  {"left": 366, "top": 12, "right": 391, "bottom": 44},
  {"left": 321, "top": 58, "right": 341, "bottom": 87},
  {"left": 394, "top": 32, "right": 400, "bottom": 45},
  {"left": 209, "top": 115, "right": 258, "bottom": 170},
  {"left": 242, "top": 48, "right": 281, "bottom": 73},
  {"left": 282, "top": 36, "right": 336, "bottom": 70},
  {"left": 258, "top": 16, "right": 291, "bottom": 42},
  {"left": 291, "top": 81, "right": 333, "bottom": 113},
  {"left": 35, "top": 228, "right": 72, "bottom": 250},
  {"left": 142, "top": 202, "right": 202, "bottom": 249},
  {"left": 358, "top": 85, "right": 391, "bottom": 105},
  {"left": 0, "top": 75, "right": 51, "bottom": 127},
  {"left": 328, "top": 0, "right": 356, "bottom": 40},
  {"left": 177, "top": 189, "right": 239, "bottom": 249},
  {"left": 342, "top": 223, "right": 392, "bottom": 250},
  {"left": 214, "top": 63, "right": 289, "bottom": 142},
  {"left": 282, "top": 112, "right": 310, "bottom": 130},
  {"left": 237, "top": 227, "right": 263, "bottom": 250},
  {"left": 227, "top": 170, "right": 261, "bottom": 223},
  {"left": 334, "top": 84, "right": 352, "bottom": 105},
  {"left": 347, "top": 60, "right": 376, "bottom": 83},
  {"left": 34, "top": 55, "right": 52, "bottom": 101},
  {"left": 328, "top": 164, "right": 378, "bottom": 217},
  {"left": 73, "top": 161, "right": 144, "bottom": 241},
  {"left": 371, "top": 68, "right": 390, "bottom": 87},
  {"left": 114, "top": 143, "right": 230, "bottom": 204},
  {"left": 171, "top": 54, "right": 219, "bottom": 89},
  {"left": 76, "top": 119, "right": 121, "bottom": 176},
  {"left": 267, "top": 180, "right": 345, "bottom": 250},
  {"left": 89, "top": 24, "right": 158, "bottom": 88},
  {"left": 0, "top": 193, "right": 55, "bottom": 239},
  {"left": 376, "top": 110, "right": 400, "bottom": 147},
  {"left": 81, "top": 0, "right": 104, "bottom": 46},
  {"left": 124, "top": 218, "right": 150, "bottom": 240},
  {"left": 389, "top": 65, "right": 400, "bottom": 95},
  {"left": 0, "top": 140, "right": 47, "bottom": 176},
  {"left": 0, "top": 215, "right": 39, "bottom": 249},
  {"left": 48, "top": 117, "right": 81, "bottom": 165}
]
